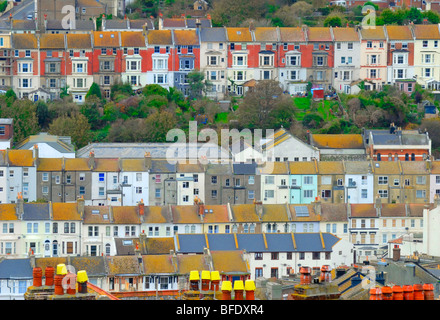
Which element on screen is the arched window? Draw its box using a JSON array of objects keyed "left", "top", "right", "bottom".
[
  {"left": 388, "top": 153, "right": 392, "bottom": 161},
  {"left": 184, "top": 225, "right": 190, "bottom": 233},
  {"left": 105, "top": 243, "right": 111, "bottom": 256},
  {"left": 405, "top": 153, "right": 409, "bottom": 161},
  {"left": 394, "top": 153, "right": 398, "bottom": 161},
  {"left": 411, "top": 153, "right": 415, "bottom": 161},
  {"left": 377, "top": 153, "right": 381, "bottom": 161}
]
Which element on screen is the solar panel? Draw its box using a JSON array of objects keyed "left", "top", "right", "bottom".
[{"left": 295, "top": 206, "right": 309, "bottom": 217}]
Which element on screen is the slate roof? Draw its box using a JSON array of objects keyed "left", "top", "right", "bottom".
[
  {"left": 186, "top": 18, "right": 211, "bottom": 28},
  {"left": 200, "top": 27, "right": 227, "bottom": 42},
  {"left": 22, "top": 203, "right": 50, "bottom": 220},
  {"left": 233, "top": 163, "right": 257, "bottom": 175},
  {"left": 176, "top": 233, "right": 341, "bottom": 253},
  {"left": 206, "top": 163, "right": 232, "bottom": 175},
  {"left": 151, "top": 159, "right": 176, "bottom": 173},
  {"left": 366, "top": 130, "right": 430, "bottom": 146},
  {"left": 77, "top": 142, "right": 230, "bottom": 160},
  {"left": 46, "top": 19, "right": 95, "bottom": 31},
  {"left": 16, "top": 132, "right": 75, "bottom": 154},
  {"left": 0, "top": 258, "right": 32, "bottom": 279},
  {"left": 114, "top": 238, "right": 140, "bottom": 255}
]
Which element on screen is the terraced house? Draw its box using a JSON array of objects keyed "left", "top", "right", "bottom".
[{"left": 12, "top": 33, "right": 39, "bottom": 99}]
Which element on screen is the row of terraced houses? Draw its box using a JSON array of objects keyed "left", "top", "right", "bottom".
[
  {"left": 1, "top": 147, "right": 440, "bottom": 207},
  {"left": 3, "top": 22, "right": 440, "bottom": 101}
]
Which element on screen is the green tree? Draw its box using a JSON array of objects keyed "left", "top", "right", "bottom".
[
  {"left": 2, "top": 99, "right": 40, "bottom": 143},
  {"left": 144, "top": 110, "right": 178, "bottom": 142},
  {"left": 36, "top": 101, "right": 51, "bottom": 129},
  {"left": 323, "top": 15, "right": 342, "bottom": 27},
  {"left": 143, "top": 84, "right": 169, "bottom": 97},
  {"left": 406, "top": 6, "right": 423, "bottom": 24},
  {"left": 48, "top": 113, "right": 91, "bottom": 149},
  {"left": 236, "top": 79, "right": 294, "bottom": 130},
  {"left": 86, "top": 82, "right": 102, "bottom": 99},
  {"left": 187, "top": 71, "right": 210, "bottom": 101},
  {"left": 423, "top": 10, "right": 440, "bottom": 24}
]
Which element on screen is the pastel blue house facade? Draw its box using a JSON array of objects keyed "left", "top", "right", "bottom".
[{"left": 289, "top": 162, "right": 319, "bottom": 204}]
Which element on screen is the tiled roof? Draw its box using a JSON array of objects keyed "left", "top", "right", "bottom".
[
  {"left": 121, "top": 159, "right": 147, "bottom": 172},
  {"left": 12, "top": 33, "right": 38, "bottom": 49},
  {"left": 279, "top": 27, "right": 306, "bottom": 42},
  {"left": 371, "top": 161, "right": 401, "bottom": 175},
  {"left": 412, "top": 24, "right": 440, "bottom": 39},
  {"left": 145, "top": 237, "right": 175, "bottom": 254},
  {"left": 288, "top": 204, "right": 322, "bottom": 221},
  {"left": 37, "top": 158, "right": 63, "bottom": 171},
  {"left": 66, "top": 33, "right": 92, "bottom": 49},
  {"left": 360, "top": 26, "right": 386, "bottom": 40},
  {"left": 318, "top": 161, "right": 344, "bottom": 174},
  {"left": 311, "top": 134, "right": 364, "bottom": 149},
  {"left": 350, "top": 204, "right": 377, "bottom": 217},
  {"left": 176, "top": 162, "right": 204, "bottom": 173},
  {"left": 0, "top": 204, "right": 16, "bottom": 221},
  {"left": 171, "top": 205, "right": 200, "bottom": 224},
  {"left": 408, "top": 203, "right": 433, "bottom": 217},
  {"left": 289, "top": 161, "right": 318, "bottom": 175},
  {"left": 94, "top": 159, "right": 120, "bottom": 172},
  {"left": 147, "top": 30, "right": 173, "bottom": 45},
  {"left": 257, "top": 162, "right": 289, "bottom": 175},
  {"left": 70, "top": 256, "right": 106, "bottom": 276},
  {"left": 381, "top": 203, "right": 406, "bottom": 217},
  {"left": 52, "top": 202, "right": 82, "bottom": 221},
  {"left": 173, "top": 29, "right": 199, "bottom": 46},
  {"left": 307, "top": 27, "right": 332, "bottom": 42},
  {"left": 176, "top": 253, "right": 209, "bottom": 274},
  {"left": 64, "top": 158, "right": 91, "bottom": 171},
  {"left": 144, "top": 206, "right": 172, "bottom": 224},
  {"left": 35, "top": 257, "right": 68, "bottom": 272},
  {"left": 112, "top": 206, "right": 140, "bottom": 224},
  {"left": 120, "top": 31, "right": 146, "bottom": 47},
  {"left": 163, "top": 18, "right": 186, "bottom": 28},
  {"left": 430, "top": 161, "right": 440, "bottom": 174},
  {"left": 143, "top": 255, "right": 176, "bottom": 274},
  {"left": 320, "top": 203, "right": 348, "bottom": 222},
  {"left": 261, "top": 204, "right": 289, "bottom": 222},
  {"left": 344, "top": 161, "right": 372, "bottom": 174},
  {"left": 39, "top": 34, "right": 65, "bottom": 49},
  {"left": 93, "top": 31, "right": 120, "bottom": 47},
  {"left": 226, "top": 27, "right": 253, "bottom": 42},
  {"left": 231, "top": 204, "right": 259, "bottom": 222},
  {"left": 106, "top": 256, "right": 141, "bottom": 276},
  {"left": 83, "top": 206, "right": 111, "bottom": 224},
  {"left": 385, "top": 25, "right": 413, "bottom": 41},
  {"left": 211, "top": 250, "right": 248, "bottom": 274},
  {"left": 200, "top": 205, "right": 229, "bottom": 223},
  {"left": 253, "top": 27, "right": 279, "bottom": 42},
  {"left": 400, "top": 161, "right": 429, "bottom": 174},
  {"left": 332, "top": 27, "right": 359, "bottom": 42},
  {"left": 7, "top": 150, "right": 34, "bottom": 167}
]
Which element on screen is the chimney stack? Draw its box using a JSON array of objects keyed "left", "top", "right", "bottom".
[
  {"left": 144, "top": 151, "right": 152, "bottom": 169},
  {"left": 88, "top": 151, "right": 95, "bottom": 169},
  {"left": 374, "top": 194, "right": 382, "bottom": 216},
  {"left": 77, "top": 196, "right": 85, "bottom": 219},
  {"left": 16, "top": 192, "right": 24, "bottom": 220},
  {"left": 314, "top": 197, "right": 321, "bottom": 215}
]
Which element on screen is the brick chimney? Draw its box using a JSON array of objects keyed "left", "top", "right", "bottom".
[
  {"left": 77, "top": 196, "right": 85, "bottom": 219},
  {"left": 16, "top": 192, "right": 24, "bottom": 220},
  {"left": 374, "top": 194, "right": 382, "bottom": 217},
  {"left": 144, "top": 152, "right": 152, "bottom": 170},
  {"left": 88, "top": 151, "right": 95, "bottom": 170},
  {"left": 314, "top": 196, "right": 322, "bottom": 215}
]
